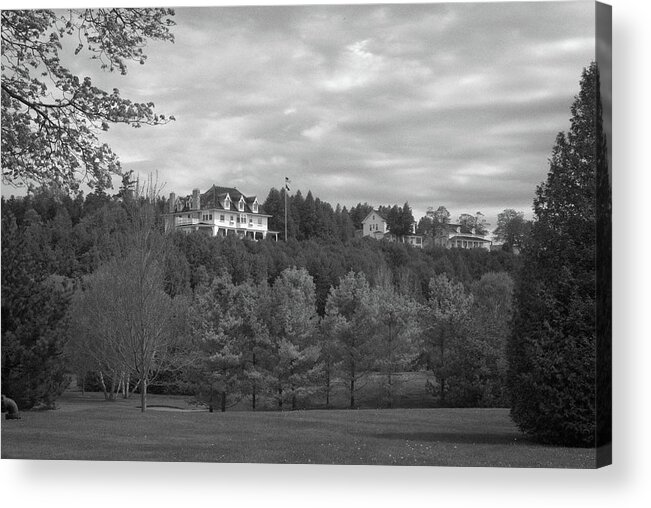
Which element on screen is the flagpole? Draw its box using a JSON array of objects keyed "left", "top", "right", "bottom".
[{"left": 284, "top": 177, "right": 289, "bottom": 242}]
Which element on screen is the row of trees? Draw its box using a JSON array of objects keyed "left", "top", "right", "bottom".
[
  {"left": 264, "top": 188, "right": 532, "bottom": 251},
  {"left": 262, "top": 190, "right": 418, "bottom": 242},
  {"left": 1, "top": 183, "right": 520, "bottom": 410},
  {"left": 1, "top": 182, "right": 520, "bottom": 410},
  {"left": 67, "top": 245, "right": 514, "bottom": 412}
]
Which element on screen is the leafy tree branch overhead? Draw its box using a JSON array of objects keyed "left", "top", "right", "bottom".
[{"left": 1, "top": 8, "right": 176, "bottom": 192}]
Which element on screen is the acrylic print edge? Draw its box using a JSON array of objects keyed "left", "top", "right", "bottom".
[{"left": 595, "top": 0, "right": 612, "bottom": 469}]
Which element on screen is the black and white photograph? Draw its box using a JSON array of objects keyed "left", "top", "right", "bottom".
[{"left": 1, "top": 0, "right": 618, "bottom": 491}]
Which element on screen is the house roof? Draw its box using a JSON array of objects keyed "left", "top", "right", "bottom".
[
  {"left": 448, "top": 234, "right": 491, "bottom": 243},
  {"left": 201, "top": 185, "right": 259, "bottom": 211},
  {"left": 442, "top": 223, "right": 485, "bottom": 236},
  {"left": 361, "top": 209, "right": 387, "bottom": 224},
  {"left": 172, "top": 185, "right": 267, "bottom": 215}
]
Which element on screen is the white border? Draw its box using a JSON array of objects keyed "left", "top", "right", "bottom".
[{"left": 2, "top": 1, "right": 649, "bottom": 507}]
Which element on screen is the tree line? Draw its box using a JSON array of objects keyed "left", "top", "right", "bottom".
[{"left": 1, "top": 184, "right": 519, "bottom": 411}]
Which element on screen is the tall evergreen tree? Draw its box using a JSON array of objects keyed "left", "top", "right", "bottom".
[
  {"left": 369, "top": 283, "right": 420, "bottom": 408},
  {"left": 189, "top": 274, "right": 244, "bottom": 412},
  {"left": 421, "top": 273, "right": 473, "bottom": 406},
  {"left": 508, "top": 62, "right": 604, "bottom": 446},
  {"left": 325, "top": 271, "right": 376, "bottom": 409},
  {"left": 267, "top": 267, "right": 320, "bottom": 410},
  {"left": 301, "top": 190, "right": 318, "bottom": 239},
  {"left": 262, "top": 187, "right": 284, "bottom": 234},
  {"left": 1, "top": 209, "right": 71, "bottom": 409}
]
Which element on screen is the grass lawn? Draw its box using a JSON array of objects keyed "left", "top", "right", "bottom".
[{"left": 1, "top": 391, "right": 597, "bottom": 468}]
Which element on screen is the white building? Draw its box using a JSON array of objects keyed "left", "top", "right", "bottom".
[
  {"left": 433, "top": 223, "right": 492, "bottom": 250},
  {"left": 164, "top": 185, "right": 279, "bottom": 240},
  {"left": 361, "top": 209, "right": 389, "bottom": 239},
  {"left": 361, "top": 209, "right": 423, "bottom": 248}
]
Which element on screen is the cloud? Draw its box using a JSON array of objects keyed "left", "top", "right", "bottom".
[{"left": 21, "top": 2, "right": 596, "bottom": 231}]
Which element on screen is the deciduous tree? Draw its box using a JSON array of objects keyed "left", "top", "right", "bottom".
[
  {"left": 1, "top": 8, "right": 175, "bottom": 191},
  {"left": 68, "top": 201, "right": 179, "bottom": 411},
  {"left": 493, "top": 209, "right": 531, "bottom": 251},
  {"left": 452, "top": 272, "right": 514, "bottom": 407}
]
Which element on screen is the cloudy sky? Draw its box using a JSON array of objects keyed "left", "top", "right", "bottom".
[{"left": 7, "top": 1, "right": 598, "bottom": 228}]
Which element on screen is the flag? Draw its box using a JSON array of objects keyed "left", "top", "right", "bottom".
[{"left": 285, "top": 177, "right": 291, "bottom": 191}]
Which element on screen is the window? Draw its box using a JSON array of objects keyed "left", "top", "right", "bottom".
[
  {"left": 240, "top": 214, "right": 247, "bottom": 224},
  {"left": 258, "top": 218, "right": 262, "bottom": 225},
  {"left": 224, "top": 197, "right": 230, "bottom": 209},
  {"left": 220, "top": 214, "right": 225, "bottom": 221},
  {"left": 238, "top": 198, "right": 245, "bottom": 211},
  {"left": 209, "top": 214, "right": 213, "bottom": 220},
  {"left": 230, "top": 215, "right": 234, "bottom": 222},
  {"left": 252, "top": 201, "right": 258, "bottom": 213}
]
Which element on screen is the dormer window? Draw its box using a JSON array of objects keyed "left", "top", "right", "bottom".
[
  {"left": 252, "top": 200, "right": 259, "bottom": 213},
  {"left": 224, "top": 195, "right": 231, "bottom": 210},
  {"left": 238, "top": 197, "right": 245, "bottom": 212}
]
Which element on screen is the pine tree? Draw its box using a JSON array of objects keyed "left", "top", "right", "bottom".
[
  {"left": 325, "top": 271, "right": 376, "bottom": 409},
  {"left": 421, "top": 273, "right": 473, "bottom": 406},
  {"left": 369, "top": 284, "right": 419, "bottom": 408},
  {"left": 190, "top": 274, "right": 243, "bottom": 412},
  {"left": 508, "top": 62, "right": 604, "bottom": 446},
  {"left": 1, "top": 209, "right": 71, "bottom": 409},
  {"left": 267, "top": 267, "right": 320, "bottom": 410}
]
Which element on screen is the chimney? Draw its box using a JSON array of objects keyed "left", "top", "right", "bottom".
[
  {"left": 192, "top": 189, "right": 200, "bottom": 210},
  {"left": 169, "top": 192, "right": 176, "bottom": 213}
]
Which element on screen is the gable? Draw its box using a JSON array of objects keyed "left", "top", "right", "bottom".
[{"left": 361, "top": 210, "right": 387, "bottom": 224}]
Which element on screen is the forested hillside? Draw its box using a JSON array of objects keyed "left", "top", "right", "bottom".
[{"left": 2, "top": 185, "right": 519, "bottom": 410}]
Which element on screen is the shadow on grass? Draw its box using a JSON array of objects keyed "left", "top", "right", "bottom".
[{"left": 371, "top": 431, "right": 534, "bottom": 446}]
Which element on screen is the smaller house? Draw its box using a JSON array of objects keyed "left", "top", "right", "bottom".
[
  {"left": 361, "top": 209, "right": 423, "bottom": 248},
  {"left": 362, "top": 210, "right": 389, "bottom": 239},
  {"left": 433, "top": 223, "right": 492, "bottom": 250}
]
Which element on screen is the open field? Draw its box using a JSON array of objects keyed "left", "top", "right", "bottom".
[{"left": 1, "top": 391, "right": 596, "bottom": 467}]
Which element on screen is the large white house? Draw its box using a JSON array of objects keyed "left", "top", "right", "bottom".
[{"left": 164, "top": 185, "right": 279, "bottom": 240}]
